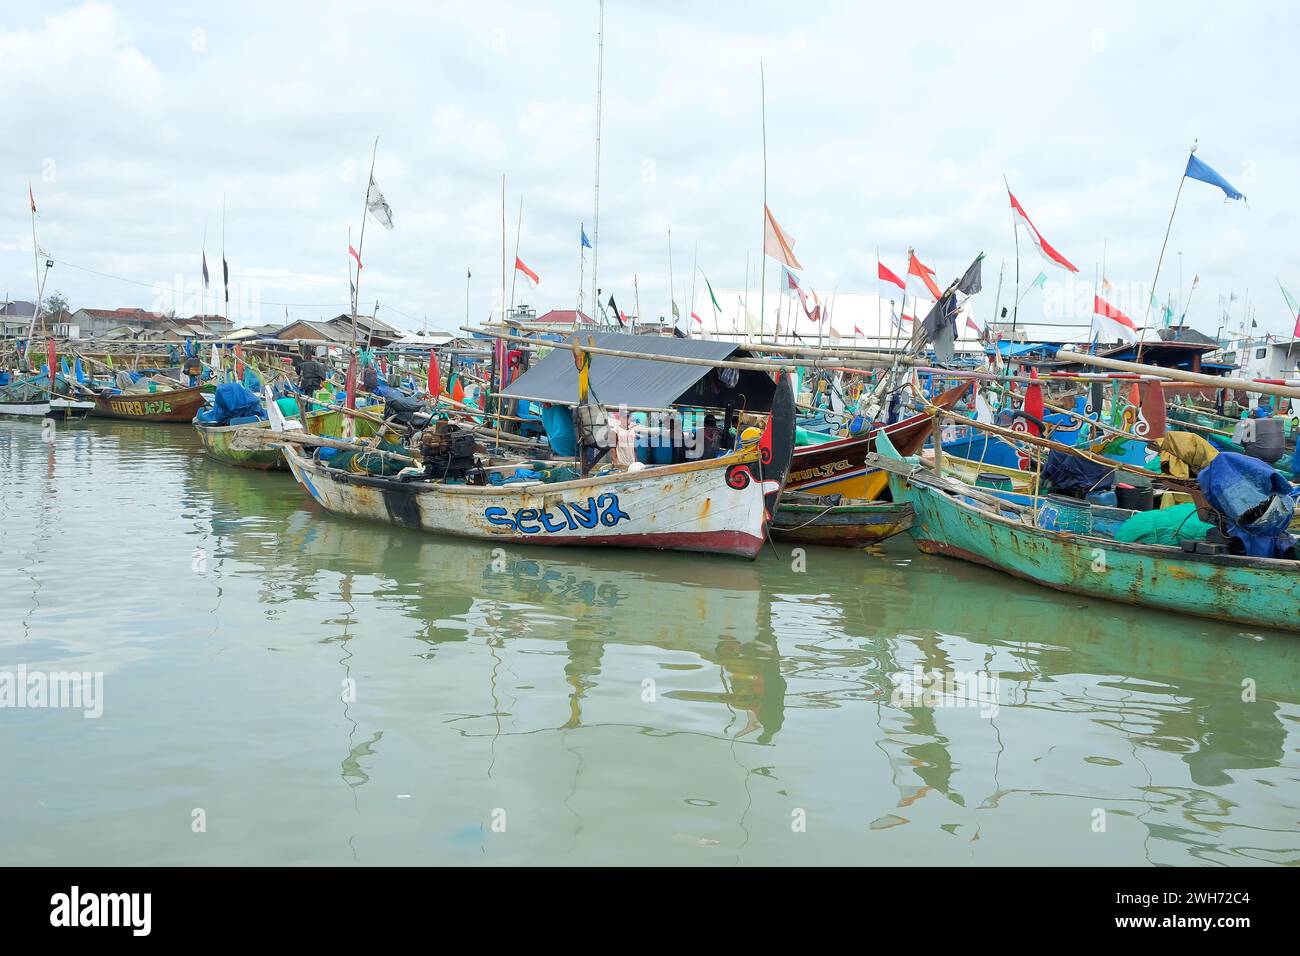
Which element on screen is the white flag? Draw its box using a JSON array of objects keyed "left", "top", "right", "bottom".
[{"left": 366, "top": 179, "right": 394, "bottom": 230}]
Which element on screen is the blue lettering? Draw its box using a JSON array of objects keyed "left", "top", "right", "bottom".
[
  {"left": 485, "top": 507, "right": 516, "bottom": 531},
  {"left": 515, "top": 508, "right": 541, "bottom": 534},
  {"left": 568, "top": 498, "right": 600, "bottom": 529},
  {"left": 538, "top": 508, "right": 569, "bottom": 533},
  {"left": 596, "top": 493, "right": 631, "bottom": 527}
]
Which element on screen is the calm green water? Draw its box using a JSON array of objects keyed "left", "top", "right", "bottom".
[{"left": 2, "top": 417, "right": 1298, "bottom": 866}]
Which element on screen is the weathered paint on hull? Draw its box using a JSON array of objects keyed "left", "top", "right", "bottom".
[
  {"left": 890, "top": 471, "right": 1300, "bottom": 633},
  {"left": 283, "top": 444, "right": 775, "bottom": 559},
  {"left": 90, "top": 384, "right": 209, "bottom": 422},
  {"left": 770, "top": 501, "right": 913, "bottom": 547},
  {"left": 0, "top": 400, "right": 51, "bottom": 417}
]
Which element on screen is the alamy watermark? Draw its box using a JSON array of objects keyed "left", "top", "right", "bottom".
[
  {"left": 889, "top": 666, "right": 1000, "bottom": 718},
  {"left": 0, "top": 665, "right": 103, "bottom": 718}
]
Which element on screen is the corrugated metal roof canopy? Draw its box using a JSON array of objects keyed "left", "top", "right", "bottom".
[{"left": 501, "top": 332, "right": 776, "bottom": 410}]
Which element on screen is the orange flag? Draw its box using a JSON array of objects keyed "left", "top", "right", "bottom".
[
  {"left": 907, "top": 251, "right": 943, "bottom": 300},
  {"left": 763, "top": 205, "right": 803, "bottom": 270}
]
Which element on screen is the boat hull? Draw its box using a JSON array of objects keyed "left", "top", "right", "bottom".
[
  {"left": 283, "top": 444, "right": 777, "bottom": 559},
  {"left": 770, "top": 499, "right": 913, "bottom": 547},
  {"left": 0, "top": 400, "right": 52, "bottom": 417},
  {"left": 88, "top": 385, "right": 208, "bottom": 422},
  {"left": 887, "top": 467, "right": 1300, "bottom": 633},
  {"left": 786, "top": 382, "right": 970, "bottom": 500},
  {"left": 196, "top": 409, "right": 377, "bottom": 470}
]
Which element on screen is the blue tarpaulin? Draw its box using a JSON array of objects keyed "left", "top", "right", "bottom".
[
  {"left": 1199, "top": 452, "right": 1296, "bottom": 558},
  {"left": 197, "top": 382, "right": 265, "bottom": 425}
]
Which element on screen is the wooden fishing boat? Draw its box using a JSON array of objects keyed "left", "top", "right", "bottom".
[
  {"left": 279, "top": 388, "right": 796, "bottom": 559},
  {"left": 769, "top": 493, "right": 913, "bottom": 548},
  {"left": 85, "top": 383, "right": 209, "bottom": 422},
  {"left": 870, "top": 450, "right": 1300, "bottom": 633},
  {"left": 784, "top": 381, "right": 970, "bottom": 500},
  {"left": 195, "top": 407, "right": 381, "bottom": 470}
]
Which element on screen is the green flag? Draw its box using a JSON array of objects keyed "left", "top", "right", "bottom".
[
  {"left": 704, "top": 274, "right": 723, "bottom": 314},
  {"left": 1162, "top": 304, "right": 1174, "bottom": 328},
  {"left": 1279, "top": 280, "right": 1300, "bottom": 316},
  {"left": 1030, "top": 271, "right": 1047, "bottom": 290}
]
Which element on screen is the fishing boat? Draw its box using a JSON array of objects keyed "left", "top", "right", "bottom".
[
  {"left": 85, "top": 382, "right": 210, "bottom": 422},
  {"left": 870, "top": 446, "right": 1300, "bottom": 633},
  {"left": 784, "top": 381, "right": 970, "bottom": 500},
  {"left": 279, "top": 386, "right": 796, "bottom": 559},
  {"left": 769, "top": 493, "right": 913, "bottom": 548},
  {"left": 196, "top": 406, "right": 381, "bottom": 470}
]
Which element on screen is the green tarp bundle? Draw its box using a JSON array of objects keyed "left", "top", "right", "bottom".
[{"left": 1113, "top": 503, "right": 1213, "bottom": 546}]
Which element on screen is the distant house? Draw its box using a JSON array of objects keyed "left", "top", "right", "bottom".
[
  {"left": 72, "top": 308, "right": 169, "bottom": 337},
  {"left": 2, "top": 300, "right": 39, "bottom": 337},
  {"left": 325, "top": 313, "right": 403, "bottom": 347},
  {"left": 535, "top": 309, "right": 594, "bottom": 326},
  {"left": 275, "top": 320, "right": 353, "bottom": 343},
  {"left": 185, "top": 314, "right": 234, "bottom": 335}
]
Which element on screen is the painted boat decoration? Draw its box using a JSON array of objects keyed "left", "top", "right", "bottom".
[
  {"left": 769, "top": 494, "right": 913, "bottom": 548},
  {"left": 196, "top": 408, "right": 380, "bottom": 471},
  {"left": 85, "top": 383, "right": 209, "bottom": 422},
  {"left": 280, "top": 378, "right": 797, "bottom": 559},
  {"left": 870, "top": 451, "right": 1300, "bottom": 633},
  {"left": 785, "top": 381, "right": 970, "bottom": 500}
]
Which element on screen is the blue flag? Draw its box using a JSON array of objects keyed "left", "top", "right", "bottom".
[
  {"left": 581, "top": 227, "right": 592, "bottom": 249},
  {"left": 74, "top": 357, "right": 86, "bottom": 384},
  {"left": 1185, "top": 154, "right": 1245, "bottom": 201}
]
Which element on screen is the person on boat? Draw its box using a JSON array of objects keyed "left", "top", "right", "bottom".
[
  {"left": 361, "top": 362, "right": 379, "bottom": 394},
  {"left": 298, "top": 357, "right": 329, "bottom": 397},
  {"left": 699, "top": 414, "right": 725, "bottom": 459}
]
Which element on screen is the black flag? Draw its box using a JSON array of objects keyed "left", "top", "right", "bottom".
[
  {"left": 957, "top": 254, "right": 984, "bottom": 295},
  {"left": 607, "top": 294, "right": 625, "bottom": 327},
  {"left": 222, "top": 257, "right": 230, "bottom": 304},
  {"left": 202, "top": 252, "right": 210, "bottom": 289}
]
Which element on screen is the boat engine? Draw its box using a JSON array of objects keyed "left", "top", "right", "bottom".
[
  {"left": 417, "top": 422, "right": 482, "bottom": 483},
  {"left": 385, "top": 393, "right": 434, "bottom": 430}
]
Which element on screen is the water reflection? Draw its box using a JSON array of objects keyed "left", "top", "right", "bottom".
[{"left": 3, "top": 417, "right": 1298, "bottom": 865}]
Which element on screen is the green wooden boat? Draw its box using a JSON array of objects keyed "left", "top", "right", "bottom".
[
  {"left": 869, "top": 447, "right": 1300, "bottom": 634},
  {"left": 770, "top": 493, "right": 913, "bottom": 548},
  {"left": 195, "top": 407, "right": 380, "bottom": 471}
]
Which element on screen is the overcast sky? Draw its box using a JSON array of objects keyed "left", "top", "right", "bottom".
[{"left": 3, "top": 0, "right": 1298, "bottom": 338}]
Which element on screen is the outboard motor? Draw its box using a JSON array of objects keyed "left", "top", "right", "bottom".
[{"left": 418, "top": 422, "right": 481, "bottom": 483}]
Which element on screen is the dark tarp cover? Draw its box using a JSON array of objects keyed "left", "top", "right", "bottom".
[
  {"left": 1199, "top": 451, "right": 1297, "bottom": 558},
  {"left": 197, "top": 382, "right": 265, "bottom": 425},
  {"left": 500, "top": 332, "right": 776, "bottom": 411},
  {"left": 1042, "top": 449, "right": 1116, "bottom": 496}
]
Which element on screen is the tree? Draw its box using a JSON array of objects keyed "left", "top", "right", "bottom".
[{"left": 43, "top": 290, "right": 70, "bottom": 317}]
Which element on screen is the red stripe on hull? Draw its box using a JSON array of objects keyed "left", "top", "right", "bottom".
[{"left": 502, "top": 529, "right": 764, "bottom": 559}]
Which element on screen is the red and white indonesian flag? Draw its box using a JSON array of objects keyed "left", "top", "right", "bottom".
[
  {"left": 1009, "top": 191, "right": 1078, "bottom": 273},
  {"left": 878, "top": 260, "right": 906, "bottom": 302},
  {"left": 515, "top": 256, "right": 539, "bottom": 287},
  {"left": 1094, "top": 295, "right": 1138, "bottom": 343},
  {"left": 763, "top": 205, "right": 803, "bottom": 270},
  {"left": 906, "top": 251, "right": 942, "bottom": 300}
]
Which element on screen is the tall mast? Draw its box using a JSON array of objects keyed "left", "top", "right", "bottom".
[
  {"left": 509, "top": 194, "right": 523, "bottom": 312},
  {"left": 590, "top": 0, "right": 604, "bottom": 321},
  {"left": 759, "top": 62, "right": 767, "bottom": 343},
  {"left": 353, "top": 136, "right": 380, "bottom": 347}
]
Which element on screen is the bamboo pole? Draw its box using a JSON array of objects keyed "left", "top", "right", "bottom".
[{"left": 1058, "top": 349, "right": 1300, "bottom": 399}]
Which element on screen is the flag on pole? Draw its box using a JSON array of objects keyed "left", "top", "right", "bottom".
[
  {"left": 366, "top": 178, "right": 395, "bottom": 229},
  {"left": 1029, "top": 271, "right": 1048, "bottom": 290},
  {"left": 1279, "top": 281, "right": 1300, "bottom": 337},
  {"left": 29, "top": 184, "right": 36, "bottom": 214},
  {"left": 1185, "top": 154, "right": 1245, "bottom": 201},
  {"left": 1008, "top": 191, "right": 1079, "bottom": 272},
  {"left": 691, "top": 311, "right": 703, "bottom": 325},
  {"left": 1094, "top": 295, "right": 1138, "bottom": 343},
  {"left": 349, "top": 244, "right": 363, "bottom": 270},
  {"left": 907, "top": 251, "right": 943, "bottom": 300},
  {"left": 581, "top": 227, "right": 592, "bottom": 250},
  {"left": 878, "top": 260, "right": 906, "bottom": 299},
  {"left": 1101, "top": 276, "right": 1113, "bottom": 294},
  {"left": 607, "top": 294, "right": 626, "bottom": 327},
  {"left": 428, "top": 354, "right": 441, "bottom": 398},
  {"left": 704, "top": 274, "right": 723, "bottom": 314},
  {"left": 222, "top": 257, "right": 230, "bottom": 304},
  {"left": 202, "top": 251, "right": 210, "bottom": 289},
  {"left": 763, "top": 205, "right": 803, "bottom": 270},
  {"left": 514, "top": 256, "right": 539, "bottom": 287}
]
